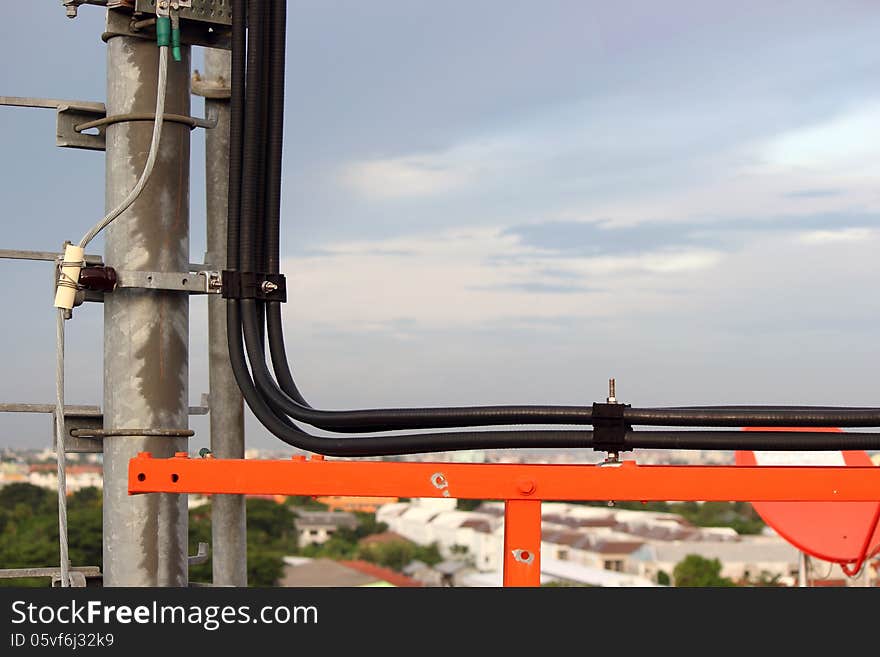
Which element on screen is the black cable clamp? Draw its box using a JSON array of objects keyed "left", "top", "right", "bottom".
[
  {"left": 220, "top": 271, "right": 287, "bottom": 302},
  {"left": 591, "top": 402, "right": 633, "bottom": 454}
]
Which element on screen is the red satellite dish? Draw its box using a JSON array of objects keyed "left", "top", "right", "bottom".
[{"left": 735, "top": 428, "right": 880, "bottom": 565}]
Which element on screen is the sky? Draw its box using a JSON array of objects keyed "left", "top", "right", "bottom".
[{"left": 0, "top": 1, "right": 878, "bottom": 452}]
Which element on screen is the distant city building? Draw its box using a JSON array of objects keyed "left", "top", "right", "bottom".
[
  {"left": 294, "top": 511, "right": 358, "bottom": 546},
  {"left": 315, "top": 495, "right": 399, "bottom": 513}
]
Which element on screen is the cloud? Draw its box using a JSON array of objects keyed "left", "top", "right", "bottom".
[
  {"left": 502, "top": 213, "right": 880, "bottom": 256},
  {"left": 281, "top": 222, "right": 728, "bottom": 333},
  {"left": 798, "top": 228, "right": 877, "bottom": 244},
  {"left": 470, "top": 282, "right": 602, "bottom": 295},
  {"left": 760, "top": 101, "right": 880, "bottom": 175},
  {"left": 341, "top": 156, "right": 471, "bottom": 199},
  {"left": 784, "top": 188, "right": 842, "bottom": 199},
  {"left": 280, "top": 209, "right": 880, "bottom": 340}
]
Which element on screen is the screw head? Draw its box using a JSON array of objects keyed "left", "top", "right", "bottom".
[{"left": 517, "top": 479, "right": 536, "bottom": 495}]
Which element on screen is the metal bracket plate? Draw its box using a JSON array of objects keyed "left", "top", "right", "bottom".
[
  {"left": 57, "top": 103, "right": 107, "bottom": 151},
  {"left": 52, "top": 410, "right": 104, "bottom": 454},
  {"left": 0, "top": 97, "right": 106, "bottom": 151},
  {"left": 115, "top": 270, "right": 221, "bottom": 294},
  {"left": 133, "top": 0, "right": 231, "bottom": 26},
  {"left": 104, "top": 6, "right": 231, "bottom": 50}
]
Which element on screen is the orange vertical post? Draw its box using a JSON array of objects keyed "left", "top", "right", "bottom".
[{"left": 503, "top": 499, "right": 542, "bottom": 587}]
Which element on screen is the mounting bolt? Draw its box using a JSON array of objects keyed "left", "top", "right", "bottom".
[
  {"left": 66, "top": 5, "right": 78, "bottom": 19},
  {"left": 261, "top": 281, "right": 279, "bottom": 294},
  {"left": 517, "top": 479, "right": 536, "bottom": 495},
  {"left": 206, "top": 272, "right": 223, "bottom": 291},
  {"left": 607, "top": 377, "right": 617, "bottom": 403}
]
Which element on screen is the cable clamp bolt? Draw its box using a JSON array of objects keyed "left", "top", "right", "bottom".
[{"left": 220, "top": 271, "right": 287, "bottom": 302}]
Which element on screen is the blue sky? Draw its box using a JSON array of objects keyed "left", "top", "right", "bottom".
[{"left": 1, "top": 2, "right": 878, "bottom": 450}]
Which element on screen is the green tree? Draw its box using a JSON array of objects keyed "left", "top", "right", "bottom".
[
  {"left": 248, "top": 552, "right": 285, "bottom": 587},
  {"left": 0, "top": 482, "right": 54, "bottom": 512},
  {"left": 457, "top": 499, "right": 493, "bottom": 511},
  {"left": 0, "top": 484, "right": 103, "bottom": 587},
  {"left": 672, "top": 554, "right": 736, "bottom": 587},
  {"left": 669, "top": 501, "right": 765, "bottom": 535},
  {"left": 285, "top": 496, "right": 329, "bottom": 511},
  {"left": 353, "top": 512, "right": 387, "bottom": 537},
  {"left": 358, "top": 540, "right": 443, "bottom": 571}
]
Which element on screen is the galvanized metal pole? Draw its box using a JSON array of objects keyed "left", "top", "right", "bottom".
[
  {"left": 203, "top": 47, "right": 247, "bottom": 587},
  {"left": 102, "top": 32, "right": 191, "bottom": 586}
]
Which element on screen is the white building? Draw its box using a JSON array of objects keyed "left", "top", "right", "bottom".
[
  {"left": 294, "top": 511, "right": 358, "bottom": 546},
  {"left": 630, "top": 538, "right": 800, "bottom": 584}
]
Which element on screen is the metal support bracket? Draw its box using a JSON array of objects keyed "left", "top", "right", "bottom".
[
  {"left": 0, "top": 96, "right": 106, "bottom": 151},
  {"left": 104, "top": 4, "right": 231, "bottom": 49},
  {"left": 192, "top": 70, "right": 231, "bottom": 99},
  {"left": 189, "top": 542, "right": 210, "bottom": 567},
  {"left": 133, "top": 0, "right": 229, "bottom": 25},
  {"left": 129, "top": 456, "right": 880, "bottom": 587},
  {"left": 115, "top": 269, "right": 222, "bottom": 294}
]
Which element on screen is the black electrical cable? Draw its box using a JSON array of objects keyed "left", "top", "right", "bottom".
[
  {"left": 623, "top": 408, "right": 880, "bottom": 427},
  {"left": 266, "top": 0, "right": 285, "bottom": 275},
  {"left": 226, "top": 0, "right": 246, "bottom": 271},
  {"left": 261, "top": 1, "right": 310, "bottom": 406},
  {"left": 254, "top": 0, "right": 271, "bottom": 276},
  {"left": 625, "top": 431, "right": 880, "bottom": 451},
  {"left": 239, "top": 0, "right": 266, "bottom": 274}
]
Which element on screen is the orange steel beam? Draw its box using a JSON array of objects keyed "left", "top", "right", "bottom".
[
  {"left": 503, "top": 500, "right": 541, "bottom": 587},
  {"left": 129, "top": 453, "right": 880, "bottom": 502}
]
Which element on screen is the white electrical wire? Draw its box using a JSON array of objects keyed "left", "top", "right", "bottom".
[
  {"left": 54, "top": 308, "right": 71, "bottom": 587},
  {"left": 52, "top": 45, "right": 170, "bottom": 587},
  {"left": 78, "top": 45, "right": 170, "bottom": 249}
]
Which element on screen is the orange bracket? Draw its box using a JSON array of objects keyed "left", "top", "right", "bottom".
[{"left": 129, "top": 453, "right": 880, "bottom": 587}]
